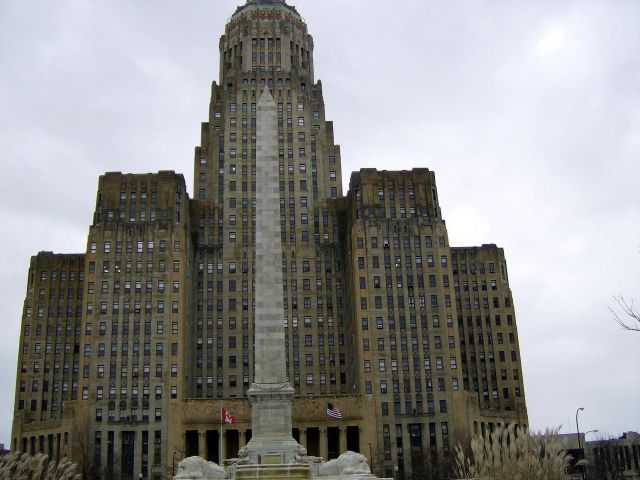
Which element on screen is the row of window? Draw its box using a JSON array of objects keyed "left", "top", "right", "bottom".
[
  {"left": 82, "top": 342, "right": 177, "bottom": 358},
  {"left": 357, "top": 235, "right": 445, "bottom": 250},
  {"left": 365, "top": 334, "right": 457, "bottom": 352},
  {"left": 87, "top": 258, "right": 180, "bottom": 274},
  {"left": 358, "top": 253, "right": 448, "bottom": 269},
  {"left": 99, "top": 208, "right": 178, "bottom": 224},
  {"left": 361, "top": 314, "right": 454, "bottom": 331},
  {"left": 36, "top": 270, "right": 82, "bottom": 282},
  {"left": 381, "top": 399, "right": 449, "bottom": 416},
  {"left": 90, "top": 239, "right": 180, "bottom": 255},
  {"left": 85, "top": 320, "right": 178, "bottom": 336},
  {"left": 86, "top": 300, "right": 180, "bottom": 315}
]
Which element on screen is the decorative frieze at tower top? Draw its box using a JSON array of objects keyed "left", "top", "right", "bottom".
[{"left": 221, "top": 0, "right": 314, "bottom": 83}]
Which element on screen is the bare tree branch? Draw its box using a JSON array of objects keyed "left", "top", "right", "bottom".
[{"left": 609, "top": 295, "right": 640, "bottom": 332}]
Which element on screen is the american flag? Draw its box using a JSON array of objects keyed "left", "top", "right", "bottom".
[{"left": 326, "top": 402, "right": 342, "bottom": 419}]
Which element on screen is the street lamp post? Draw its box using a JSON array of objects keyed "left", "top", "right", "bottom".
[
  {"left": 576, "top": 407, "right": 584, "bottom": 451},
  {"left": 575, "top": 407, "right": 585, "bottom": 480},
  {"left": 368, "top": 441, "right": 374, "bottom": 475}
]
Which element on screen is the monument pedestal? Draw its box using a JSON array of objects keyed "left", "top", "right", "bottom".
[
  {"left": 234, "top": 464, "right": 310, "bottom": 479},
  {"left": 240, "top": 382, "right": 304, "bottom": 465}
]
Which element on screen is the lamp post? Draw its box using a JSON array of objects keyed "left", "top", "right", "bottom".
[
  {"left": 576, "top": 407, "right": 586, "bottom": 480},
  {"left": 576, "top": 407, "right": 584, "bottom": 451},
  {"left": 368, "top": 441, "right": 374, "bottom": 475}
]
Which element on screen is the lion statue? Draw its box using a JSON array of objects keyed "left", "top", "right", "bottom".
[
  {"left": 174, "top": 456, "right": 227, "bottom": 479},
  {"left": 319, "top": 451, "right": 371, "bottom": 476}
]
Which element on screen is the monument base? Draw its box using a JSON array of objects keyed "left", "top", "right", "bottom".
[
  {"left": 234, "top": 463, "right": 310, "bottom": 479},
  {"left": 174, "top": 452, "right": 392, "bottom": 480},
  {"left": 241, "top": 382, "right": 303, "bottom": 464}
]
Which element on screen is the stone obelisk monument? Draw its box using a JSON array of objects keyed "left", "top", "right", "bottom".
[{"left": 241, "top": 87, "right": 302, "bottom": 465}]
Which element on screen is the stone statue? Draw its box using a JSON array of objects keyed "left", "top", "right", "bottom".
[
  {"left": 319, "top": 451, "right": 372, "bottom": 476},
  {"left": 174, "top": 456, "right": 227, "bottom": 479}
]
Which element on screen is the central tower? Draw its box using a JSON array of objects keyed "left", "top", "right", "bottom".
[{"left": 190, "top": 0, "right": 349, "bottom": 409}]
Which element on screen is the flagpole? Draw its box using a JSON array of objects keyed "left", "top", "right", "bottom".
[{"left": 325, "top": 401, "right": 329, "bottom": 460}]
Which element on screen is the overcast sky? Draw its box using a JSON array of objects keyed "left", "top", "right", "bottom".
[{"left": 1, "top": 0, "right": 638, "bottom": 447}]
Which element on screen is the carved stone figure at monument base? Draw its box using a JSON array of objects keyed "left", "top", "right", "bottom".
[
  {"left": 175, "top": 456, "right": 227, "bottom": 479},
  {"left": 319, "top": 451, "right": 372, "bottom": 477}
]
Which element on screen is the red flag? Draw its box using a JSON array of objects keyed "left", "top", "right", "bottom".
[{"left": 221, "top": 407, "right": 235, "bottom": 425}]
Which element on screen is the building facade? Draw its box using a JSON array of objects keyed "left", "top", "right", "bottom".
[{"left": 11, "top": 1, "right": 528, "bottom": 479}]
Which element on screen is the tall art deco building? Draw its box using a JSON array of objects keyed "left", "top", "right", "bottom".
[{"left": 11, "top": 1, "right": 528, "bottom": 479}]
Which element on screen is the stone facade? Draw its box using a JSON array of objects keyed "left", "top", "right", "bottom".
[{"left": 11, "top": 1, "right": 528, "bottom": 479}]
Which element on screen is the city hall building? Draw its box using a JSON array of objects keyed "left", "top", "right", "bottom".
[{"left": 11, "top": 1, "right": 528, "bottom": 479}]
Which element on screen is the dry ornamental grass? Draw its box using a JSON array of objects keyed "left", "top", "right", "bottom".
[{"left": 454, "top": 424, "right": 572, "bottom": 480}]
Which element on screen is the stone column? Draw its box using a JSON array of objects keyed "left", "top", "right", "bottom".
[
  {"left": 300, "top": 429, "right": 307, "bottom": 450},
  {"left": 320, "top": 429, "right": 328, "bottom": 460},
  {"left": 243, "top": 87, "right": 301, "bottom": 465},
  {"left": 253, "top": 85, "right": 287, "bottom": 389},
  {"left": 339, "top": 427, "right": 347, "bottom": 454},
  {"left": 134, "top": 432, "right": 141, "bottom": 479},
  {"left": 198, "top": 430, "right": 205, "bottom": 457},
  {"left": 183, "top": 432, "right": 187, "bottom": 458},
  {"left": 53, "top": 434, "right": 59, "bottom": 461}
]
